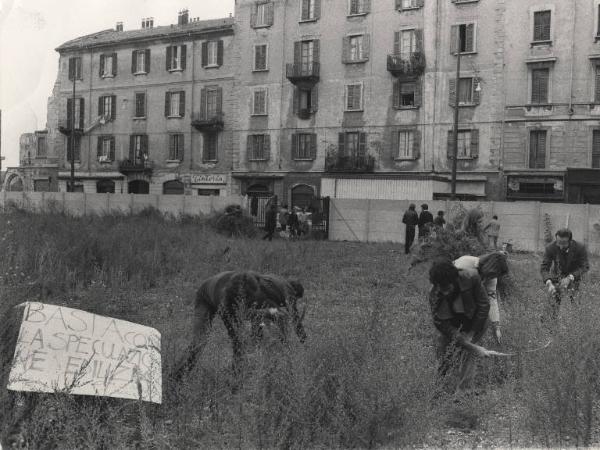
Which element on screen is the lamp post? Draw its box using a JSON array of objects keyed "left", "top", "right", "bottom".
[
  {"left": 69, "top": 66, "right": 76, "bottom": 192},
  {"left": 450, "top": 32, "right": 462, "bottom": 200}
]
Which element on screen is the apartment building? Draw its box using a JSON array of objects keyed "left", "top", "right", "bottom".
[{"left": 40, "top": 10, "right": 236, "bottom": 195}]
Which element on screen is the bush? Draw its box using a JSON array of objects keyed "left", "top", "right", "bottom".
[{"left": 208, "top": 204, "right": 257, "bottom": 238}]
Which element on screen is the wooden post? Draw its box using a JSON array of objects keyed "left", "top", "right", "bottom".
[{"left": 364, "top": 199, "right": 371, "bottom": 242}]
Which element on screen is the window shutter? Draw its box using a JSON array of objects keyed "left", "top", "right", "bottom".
[
  {"left": 346, "top": 85, "right": 354, "bottom": 109},
  {"left": 216, "top": 87, "right": 223, "bottom": 114},
  {"left": 99, "top": 54, "right": 105, "bottom": 77},
  {"left": 413, "top": 129, "right": 421, "bottom": 159},
  {"left": 310, "top": 133, "right": 317, "bottom": 159},
  {"left": 391, "top": 130, "right": 399, "bottom": 158},
  {"left": 470, "top": 129, "right": 479, "bottom": 158},
  {"left": 217, "top": 40, "right": 224, "bottom": 66},
  {"left": 179, "top": 91, "right": 186, "bottom": 117},
  {"left": 76, "top": 58, "right": 82, "bottom": 80},
  {"left": 267, "top": 2, "right": 275, "bottom": 26},
  {"left": 200, "top": 88, "right": 207, "bottom": 119},
  {"left": 67, "top": 98, "right": 73, "bottom": 129},
  {"left": 416, "top": 0, "right": 424, "bottom": 7},
  {"left": 293, "top": 87, "right": 299, "bottom": 113},
  {"left": 145, "top": 49, "right": 151, "bottom": 73},
  {"left": 301, "top": 0, "right": 309, "bottom": 20},
  {"left": 311, "top": 85, "right": 319, "bottom": 112},
  {"left": 449, "top": 78, "right": 457, "bottom": 106},
  {"left": 166, "top": 46, "right": 172, "bottom": 70},
  {"left": 294, "top": 41, "right": 301, "bottom": 65},
  {"left": 447, "top": 130, "right": 454, "bottom": 159},
  {"left": 363, "top": 0, "right": 371, "bottom": 13},
  {"left": 363, "top": 34, "right": 370, "bottom": 60},
  {"left": 315, "top": 0, "right": 321, "bottom": 19},
  {"left": 97, "top": 137, "right": 103, "bottom": 158},
  {"left": 181, "top": 45, "right": 187, "bottom": 70},
  {"left": 111, "top": 95, "right": 116, "bottom": 119},
  {"left": 265, "top": 135, "right": 271, "bottom": 160},
  {"left": 472, "top": 77, "right": 481, "bottom": 104},
  {"left": 415, "top": 29, "right": 424, "bottom": 52},
  {"left": 110, "top": 137, "right": 116, "bottom": 160},
  {"left": 250, "top": 4, "right": 257, "bottom": 27},
  {"left": 595, "top": 66, "right": 600, "bottom": 103},
  {"left": 338, "top": 133, "right": 345, "bottom": 157},
  {"left": 131, "top": 51, "right": 136, "bottom": 73},
  {"left": 111, "top": 52, "right": 117, "bottom": 76},
  {"left": 202, "top": 42, "right": 208, "bottom": 67},
  {"left": 292, "top": 134, "right": 299, "bottom": 158},
  {"left": 342, "top": 37, "right": 350, "bottom": 63},
  {"left": 542, "top": 11, "right": 551, "bottom": 41},
  {"left": 98, "top": 96, "right": 103, "bottom": 117},
  {"left": 414, "top": 79, "right": 422, "bottom": 107},
  {"left": 129, "top": 135, "right": 135, "bottom": 160},
  {"left": 142, "top": 135, "right": 148, "bottom": 156},
  {"left": 247, "top": 135, "right": 253, "bottom": 160},
  {"left": 465, "top": 24, "right": 475, "bottom": 52},
  {"left": 165, "top": 92, "right": 171, "bottom": 117},
  {"left": 79, "top": 98, "right": 84, "bottom": 129},
  {"left": 393, "top": 32, "right": 401, "bottom": 55},
  {"left": 68, "top": 58, "right": 75, "bottom": 80},
  {"left": 169, "top": 135, "right": 175, "bottom": 159},
  {"left": 395, "top": 0, "right": 403, "bottom": 11},
  {"left": 393, "top": 80, "right": 400, "bottom": 108},
  {"left": 359, "top": 132, "right": 367, "bottom": 157},
  {"left": 313, "top": 39, "right": 320, "bottom": 63},
  {"left": 450, "top": 25, "right": 459, "bottom": 54}
]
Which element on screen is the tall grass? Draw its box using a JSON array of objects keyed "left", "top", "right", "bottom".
[{"left": 1, "top": 207, "right": 600, "bottom": 448}]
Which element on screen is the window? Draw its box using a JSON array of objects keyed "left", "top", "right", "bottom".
[
  {"left": 37, "top": 136, "right": 47, "bottom": 158},
  {"left": 165, "top": 91, "right": 185, "bottom": 117},
  {"left": 294, "top": 86, "right": 318, "bottom": 114},
  {"left": 301, "top": 40, "right": 314, "bottom": 67},
  {"left": 395, "top": 0, "right": 422, "bottom": 10},
  {"left": 597, "top": 5, "right": 600, "bottom": 37},
  {"left": 166, "top": 45, "right": 187, "bottom": 71},
  {"left": 98, "top": 95, "right": 116, "bottom": 120},
  {"left": 97, "top": 136, "right": 116, "bottom": 162},
  {"left": 593, "top": 130, "right": 600, "bottom": 168},
  {"left": 292, "top": 133, "right": 317, "bottom": 160},
  {"left": 449, "top": 77, "right": 480, "bottom": 106},
  {"left": 349, "top": 0, "right": 370, "bottom": 15},
  {"left": 450, "top": 23, "right": 476, "bottom": 54},
  {"left": 533, "top": 10, "right": 551, "bottom": 43},
  {"left": 97, "top": 180, "right": 115, "bottom": 194},
  {"left": 393, "top": 80, "right": 421, "bottom": 108},
  {"left": 338, "top": 132, "right": 367, "bottom": 158},
  {"left": 595, "top": 65, "right": 600, "bottom": 103},
  {"left": 202, "top": 40, "right": 224, "bottom": 67},
  {"left": 66, "top": 135, "right": 81, "bottom": 162},
  {"left": 163, "top": 180, "right": 185, "bottom": 195},
  {"left": 68, "top": 57, "right": 82, "bottom": 81},
  {"left": 251, "top": 2, "right": 274, "bottom": 27},
  {"left": 447, "top": 129, "right": 479, "bottom": 159},
  {"left": 529, "top": 130, "right": 547, "bottom": 169},
  {"left": 129, "top": 134, "right": 148, "bottom": 161},
  {"left": 169, "top": 134, "right": 184, "bottom": 161},
  {"left": 301, "top": 0, "right": 320, "bottom": 20},
  {"left": 349, "top": 35, "right": 365, "bottom": 61},
  {"left": 247, "top": 134, "right": 271, "bottom": 160},
  {"left": 345, "top": 83, "right": 363, "bottom": 111},
  {"left": 99, "top": 53, "right": 117, "bottom": 77},
  {"left": 206, "top": 88, "right": 221, "bottom": 118},
  {"left": 134, "top": 92, "right": 146, "bottom": 118},
  {"left": 203, "top": 133, "right": 219, "bottom": 161},
  {"left": 459, "top": 78, "right": 473, "bottom": 103},
  {"left": 198, "top": 189, "right": 220, "bottom": 196},
  {"left": 132, "top": 49, "right": 150, "bottom": 74},
  {"left": 254, "top": 44, "right": 268, "bottom": 70},
  {"left": 394, "top": 30, "right": 416, "bottom": 59},
  {"left": 252, "top": 88, "right": 268, "bottom": 115},
  {"left": 531, "top": 68, "right": 549, "bottom": 104},
  {"left": 67, "top": 98, "right": 84, "bottom": 129},
  {"left": 394, "top": 130, "right": 415, "bottom": 159}
]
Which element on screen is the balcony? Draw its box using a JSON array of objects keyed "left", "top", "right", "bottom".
[
  {"left": 192, "top": 112, "right": 224, "bottom": 132},
  {"left": 118, "top": 159, "right": 154, "bottom": 174},
  {"left": 58, "top": 119, "right": 83, "bottom": 136},
  {"left": 286, "top": 62, "right": 320, "bottom": 87},
  {"left": 325, "top": 155, "right": 375, "bottom": 173},
  {"left": 387, "top": 52, "right": 425, "bottom": 77}
]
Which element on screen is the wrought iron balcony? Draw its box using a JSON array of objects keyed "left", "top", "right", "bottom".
[
  {"left": 387, "top": 52, "right": 425, "bottom": 77},
  {"left": 192, "top": 112, "right": 224, "bottom": 132},
  {"left": 286, "top": 62, "right": 320, "bottom": 87},
  {"left": 325, "top": 155, "right": 375, "bottom": 173},
  {"left": 118, "top": 159, "right": 154, "bottom": 174},
  {"left": 58, "top": 119, "right": 84, "bottom": 136}
]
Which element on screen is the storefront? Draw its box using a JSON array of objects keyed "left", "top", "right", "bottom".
[
  {"left": 565, "top": 168, "right": 600, "bottom": 204},
  {"left": 505, "top": 174, "right": 565, "bottom": 202}
]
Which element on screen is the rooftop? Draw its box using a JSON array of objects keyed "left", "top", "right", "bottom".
[{"left": 56, "top": 17, "right": 234, "bottom": 52}]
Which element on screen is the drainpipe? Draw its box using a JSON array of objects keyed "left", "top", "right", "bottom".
[
  {"left": 430, "top": 0, "right": 442, "bottom": 174},
  {"left": 568, "top": 1, "right": 576, "bottom": 117},
  {"left": 190, "top": 39, "right": 195, "bottom": 172},
  {"left": 278, "top": 0, "right": 288, "bottom": 200}
]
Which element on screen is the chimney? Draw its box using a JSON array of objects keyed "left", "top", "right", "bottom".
[
  {"left": 116, "top": 22, "right": 123, "bottom": 32},
  {"left": 178, "top": 8, "right": 189, "bottom": 25},
  {"left": 141, "top": 18, "right": 154, "bottom": 29}
]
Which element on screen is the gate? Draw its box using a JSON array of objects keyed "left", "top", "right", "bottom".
[
  {"left": 308, "top": 196, "right": 330, "bottom": 239},
  {"left": 249, "top": 194, "right": 272, "bottom": 229}
]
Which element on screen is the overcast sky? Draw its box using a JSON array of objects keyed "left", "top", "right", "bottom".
[{"left": 0, "top": 0, "right": 234, "bottom": 168}]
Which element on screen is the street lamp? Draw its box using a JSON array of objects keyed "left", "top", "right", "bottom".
[
  {"left": 450, "top": 32, "right": 462, "bottom": 200},
  {"left": 69, "top": 61, "right": 76, "bottom": 192}
]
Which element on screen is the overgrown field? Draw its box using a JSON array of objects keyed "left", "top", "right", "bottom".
[{"left": 1, "top": 206, "right": 600, "bottom": 449}]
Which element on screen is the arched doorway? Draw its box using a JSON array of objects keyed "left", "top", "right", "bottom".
[
  {"left": 97, "top": 179, "right": 115, "bottom": 193},
  {"left": 7, "top": 174, "right": 23, "bottom": 192},
  {"left": 163, "top": 179, "right": 184, "bottom": 195},
  {"left": 291, "top": 184, "right": 315, "bottom": 210},
  {"left": 128, "top": 180, "right": 149, "bottom": 194}
]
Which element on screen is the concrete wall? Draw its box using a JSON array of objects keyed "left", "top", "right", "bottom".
[{"left": 329, "top": 198, "right": 600, "bottom": 255}]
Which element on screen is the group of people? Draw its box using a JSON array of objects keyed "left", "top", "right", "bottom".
[
  {"left": 263, "top": 202, "right": 311, "bottom": 241},
  {"left": 428, "top": 225, "right": 589, "bottom": 392}
]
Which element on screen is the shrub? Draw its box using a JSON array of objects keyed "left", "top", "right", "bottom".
[{"left": 208, "top": 204, "right": 257, "bottom": 238}]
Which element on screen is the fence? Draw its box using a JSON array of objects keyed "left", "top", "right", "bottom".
[
  {"left": 328, "top": 199, "right": 600, "bottom": 255},
  {"left": 0, "top": 191, "right": 244, "bottom": 217}
]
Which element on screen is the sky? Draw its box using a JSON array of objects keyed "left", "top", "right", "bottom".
[{"left": 0, "top": 0, "right": 235, "bottom": 168}]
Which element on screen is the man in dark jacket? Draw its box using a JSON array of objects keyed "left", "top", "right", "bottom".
[
  {"left": 262, "top": 204, "right": 278, "bottom": 241},
  {"left": 428, "top": 259, "right": 492, "bottom": 390},
  {"left": 541, "top": 228, "right": 589, "bottom": 318},
  {"left": 402, "top": 204, "right": 419, "bottom": 254},
  {"left": 418, "top": 204, "right": 434, "bottom": 240}
]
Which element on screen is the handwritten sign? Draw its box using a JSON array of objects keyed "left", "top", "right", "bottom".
[
  {"left": 190, "top": 174, "right": 227, "bottom": 185},
  {"left": 7, "top": 303, "right": 162, "bottom": 404}
]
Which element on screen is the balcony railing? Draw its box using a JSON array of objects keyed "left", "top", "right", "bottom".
[
  {"left": 192, "top": 112, "right": 224, "bottom": 132},
  {"left": 325, "top": 154, "right": 375, "bottom": 173},
  {"left": 58, "top": 119, "right": 84, "bottom": 136},
  {"left": 118, "top": 159, "right": 154, "bottom": 173},
  {"left": 286, "top": 62, "right": 320, "bottom": 86},
  {"left": 387, "top": 52, "right": 425, "bottom": 77}
]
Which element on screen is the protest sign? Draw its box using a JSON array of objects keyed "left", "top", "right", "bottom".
[{"left": 7, "top": 302, "right": 162, "bottom": 404}]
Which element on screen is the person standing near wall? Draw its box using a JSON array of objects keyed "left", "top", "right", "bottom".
[
  {"left": 418, "top": 204, "right": 434, "bottom": 241},
  {"left": 262, "top": 204, "right": 278, "bottom": 241},
  {"left": 402, "top": 204, "right": 419, "bottom": 254},
  {"left": 484, "top": 215, "right": 501, "bottom": 249},
  {"left": 433, "top": 211, "right": 446, "bottom": 230}
]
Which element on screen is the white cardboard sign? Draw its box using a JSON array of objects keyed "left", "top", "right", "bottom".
[{"left": 7, "top": 302, "right": 162, "bottom": 404}]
